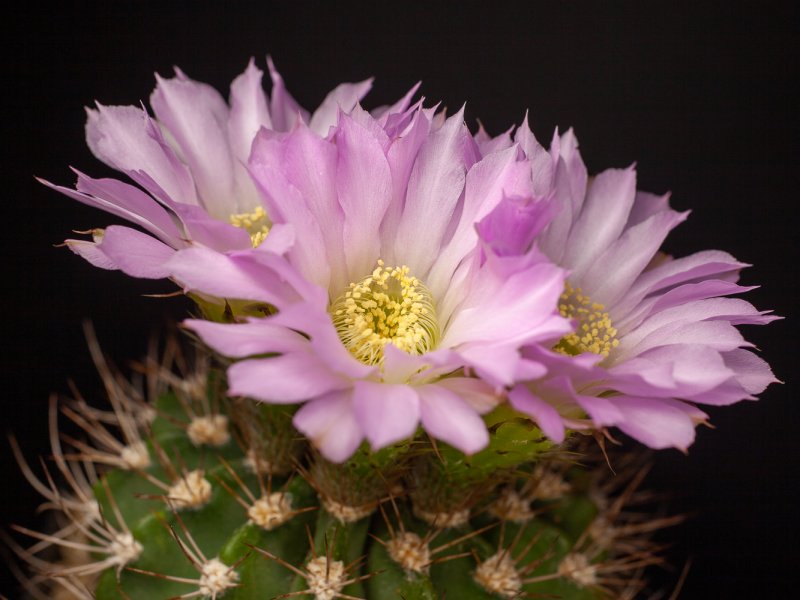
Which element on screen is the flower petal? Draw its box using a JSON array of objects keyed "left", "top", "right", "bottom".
[
  {"left": 309, "top": 78, "right": 373, "bottom": 136},
  {"left": 609, "top": 396, "right": 697, "bottom": 451},
  {"left": 94, "top": 225, "right": 175, "bottom": 278},
  {"left": 509, "top": 385, "right": 566, "bottom": 443},
  {"left": 353, "top": 381, "right": 420, "bottom": 449},
  {"left": 561, "top": 166, "right": 637, "bottom": 277},
  {"left": 336, "top": 112, "right": 393, "bottom": 280},
  {"left": 394, "top": 107, "right": 471, "bottom": 278},
  {"left": 85, "top": 103, "right": 198, "bottom": 206},
  {"left": 418, "top": 384, "right": 489, "bottom": 454},
  {"left": 228, "top": 354, "right": 348, "bottom": 403},
  {"left": 266, "top": 56, "right": 309, "bottom": 131},
  {"left": 184, "top": 318, "right": 310, "bottom": 357},
  {"left": 293, "top": 391, "right": 363, "bottom": 463},
  {"left": 150, "top": 70, "right": 236, "bottom": 218}
]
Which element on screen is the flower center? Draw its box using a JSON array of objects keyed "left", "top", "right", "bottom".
[
  {"left": 229, "top": 206, "right": 270, "bottom": 248},
  {"left": 330, "top": 260, "right": 439, "bottom": 366},
  {"left": 555, "top": 281, "right": 619, "bottom": 357}
]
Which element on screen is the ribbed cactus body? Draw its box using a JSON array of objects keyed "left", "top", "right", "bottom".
[{"left": 10, "top": 345, "right": 673, "bottom": 600}]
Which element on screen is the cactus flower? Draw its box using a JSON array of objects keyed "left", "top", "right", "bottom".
[
  {"left": 40, "top": 58, "right": 402, "bottom": 279},
  {"left": 172, "top": 104, "right": 572, "bottom": 461},
  {"left": 502, "top": 123, "right": 779, "bottom": 450}
]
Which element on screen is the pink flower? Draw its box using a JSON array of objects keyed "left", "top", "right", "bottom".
[
  {"left": 502, "top": 120, "right": 779, "bottom": 450},
  {"left": 40, "top": 58, "right": 409, "bottom": 279},
  {"left": 172, "top": 104, "right": 571, "bottom": 461}
]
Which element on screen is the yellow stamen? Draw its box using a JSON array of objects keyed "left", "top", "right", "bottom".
[
  {"left": 229, "top": 206, "right": 270, "bottom": 248},
  {"left": 555, "top": 281, "right": 619, "bottom": 358},
  {"left": 330, "top": 260, "right": 439, "bottom": 366}
]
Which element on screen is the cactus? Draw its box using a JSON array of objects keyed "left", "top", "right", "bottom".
[{"left": 7, "top": 327, "right": 679, "bottom": 600}]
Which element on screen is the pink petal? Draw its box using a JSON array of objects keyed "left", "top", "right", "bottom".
[
  {"left": 435, "top": 377, "right": 501, "bottom": 414},
  {"left": 561, "top": 166, "right": 637, "bottom": 277},
  {"left": 538, "top": 128, "right": 587, "bottom": 263},
  {"left": 150, "top": 71, "right": 236, "bottom": 217},
  {"left": 442, "top": 259, "right": 568, "bottom": 349},
  {"left": 229, "top": 58, "right": 272, "bottom": 162},
  {"left": 609, "top": 396, "right": 697, "bottom": 451},
  {"left": 353, "top": 381, "right": 420, "bottom": 449},
  {"left": 184, "top": 318, "right": 309, "bottom": 357},
  {"left": 514, "top": 113, "right": 556, "bottom": 198},
  {"left": 293, "top": 391, "right": 363, "bottom": 463},
  {"left": 509, "top": 385, "right": 566, "bottom": 443},
  {"left": 380, "top": 107, "right": 431, "bottom": 265},
  {"left": 335, "top": 112, "right": 393, "bottom": 280},
  {"left": 65, "top": 238, "right": 118, "bottom": 271},
  {"left": 393, "top": 107, "right": 471, "bottom": 278},
  {"left": 382, "top": 344, "right": 429, "bottom": 385},
  {"left": 228, "top": 59, "right": 271, "bottom": 213},
  {"left": 266, "top": 56, "right": 309, "bottom": 131},
  {"left": 428, "top": 147, "right": 532, "bottom": 298},
  {"left": 39, "top": 173, "right": 183, "bottom": 248},
  {"left": 309, "top": 78, "right": 373, "bottom": 136},
  {"left": 249, "top": 125, "right": 344, "bottom": 291},
  {"left": 418, "top": 384, "right": 489, "bottom": 454},
  {"left": 723, "top": 349, "right": 780, "bottom": 395},
  {"left": 227, "top": 354, "right": 348, "bottom": 403},
  {"left": 94, "top": 225, "right": 175, "bottom": 278},
  {"left": 85, "top": 103, "right": 198, "bottom": 206},
  {"left": 166, "top": 247, "right": 303, "bottom": 308},
  {"left": 581, "top": 209, "right": 688, "bottom": 308}
]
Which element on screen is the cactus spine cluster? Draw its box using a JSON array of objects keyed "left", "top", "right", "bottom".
[{"left": 6, "top": 329, "right": 679, "bottom": 599}]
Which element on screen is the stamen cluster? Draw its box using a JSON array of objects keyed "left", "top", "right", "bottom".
[
  {"left": 229, "top": 206, "right": 270, "bottom": 248},
  {"left": 555, "top": 282, "right": 619, "bottom": 357},
  {"left": 331, "top": 260, "right": 439, "bottom": 365}
]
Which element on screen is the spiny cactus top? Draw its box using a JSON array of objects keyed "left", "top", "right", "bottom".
[{"left": 40, "top": 57, "right": 777, "bottom": 464}]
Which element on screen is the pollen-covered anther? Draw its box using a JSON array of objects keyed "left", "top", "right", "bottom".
[
  {"left": 108, "top": 532, "right": 143, "bottom": 567},
  {"left": 490, "top": 488, "right": 535, "bottom": 522},
  {"left": 387, "top": 531, "right": 431, "bottom": 574},
  {"left": 247, "top": 492, "right": 293, "bottom": 530},
  {"left": 414, "top": 506, "right": 470, "bottom": 529},
  {"left": 167, "top": 470, "right": 212, "bottom": 510},
  {"left": 304, "top": 556, "right": 346, "bottom": 600},
  {"left": 331, "top": 260, "right": 439, "bottom": 366},
  {"left": 198, "top": 557, "right": 239, "bottom": 597},
  {"left": 322, "top": 496, "right": 374, "bottom": 523},
  {"left": 187, "top": 414, "right": 230, "bottom": 447},
  {"left": 474, "top": 551, "right": 523, "bottom": 598},
  {"left": 555, "top": 281, "right": 620, "bottom": 357},
  {"left": 229, "top": 205, "right": 270, "bottom": 248},
  {"left": 558, "top": 552, "right": 599, "bottom": 587},
  {"left": 119, "top": 440, "right": 150, "bottom": 470}
]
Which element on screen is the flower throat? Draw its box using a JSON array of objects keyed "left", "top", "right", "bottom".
[{"left": 331, "top": 260, "right": 439, "bottom": 366}]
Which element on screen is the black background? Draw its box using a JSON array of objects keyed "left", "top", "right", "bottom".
[{"left": 3, "top": 2, "right": 798, "bottom": 597}]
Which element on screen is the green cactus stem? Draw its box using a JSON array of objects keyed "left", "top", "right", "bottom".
[{"left": 6, "top": 334, "right": 680, "bottom": 599}]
